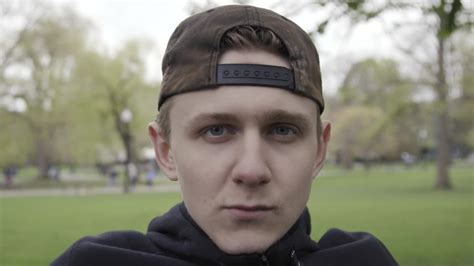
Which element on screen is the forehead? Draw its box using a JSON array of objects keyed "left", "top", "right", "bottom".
[
  {"left": 169, "top": 85, "right": 318, "bottom": 126},
  {"left": 218, "top": 49, "right": 290, "bottom": 67}
]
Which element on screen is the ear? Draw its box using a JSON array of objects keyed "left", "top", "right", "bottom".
[
  {"left": 312, "top": 121, "right": 331, "bottom": 178},
  {"left": 148, "top": 122, "right": 178, "bottom": 181}
]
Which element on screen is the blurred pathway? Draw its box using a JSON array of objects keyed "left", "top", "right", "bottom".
[{"left": 0, "top": 184, "right": 180, "bottom": 198}]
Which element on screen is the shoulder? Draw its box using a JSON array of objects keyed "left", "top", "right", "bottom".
[
  {"left": 302, "top": 228, "right": 398, "bottom": 266},
  {"left": 318, "top": 228, "right": 385, "bottom": 248},
  {"left": 50, "top": 230, "right": 160, "bottom": 266}
]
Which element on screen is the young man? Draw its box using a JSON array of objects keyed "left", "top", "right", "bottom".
[{"left": 52, "top": 5, "right": 397, "bottom": 266}]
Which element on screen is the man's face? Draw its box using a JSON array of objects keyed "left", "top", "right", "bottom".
[{"left": 149, "top": 50, "right": 330, "bottom": 254}]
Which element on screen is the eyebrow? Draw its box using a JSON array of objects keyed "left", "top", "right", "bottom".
[
  {"left": 186, "top": 109, "right": 313, "bottom": 131},
  {"left": 185, "top": 112, "right": 240, "bottom": 132},
  {"left": 258, "top": 109, "right": 313, "bottom": 131}
]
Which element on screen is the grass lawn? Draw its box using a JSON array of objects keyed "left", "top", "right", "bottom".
[{"left": 0, "top": 163, "right": 472, "bottom": 266}]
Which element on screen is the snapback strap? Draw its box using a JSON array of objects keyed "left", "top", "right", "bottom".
[{"left": 216, "top": 64, "right": 295, "bottom": 90}]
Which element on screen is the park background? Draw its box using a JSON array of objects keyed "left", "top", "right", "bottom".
[{"left": 0, "top": 0, "right": 473, "bottom": 265}]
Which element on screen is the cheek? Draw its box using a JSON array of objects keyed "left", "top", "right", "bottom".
[
  {"left": 174, "top": 136, "right": 238, "bottom": 173},
  {"left": 271, "top": 143, "right": 316, "bottom": 198},
  {"left": 273, "top": 141, "right": 318, "bottom": 177},
  {"left": 172, "top": 142, "right": 233, "bottom": 201}
]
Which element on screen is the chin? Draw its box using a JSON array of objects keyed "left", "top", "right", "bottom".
[{"left": 215, "top": 236, "right": 273, "bottom": 255}]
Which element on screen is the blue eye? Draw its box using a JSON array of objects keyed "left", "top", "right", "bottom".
[
  {"left": 201, "top": 126, "right": 235, "bottom": 143},
  {"left": 206, "top": 126, "right": 226, "bottom": 136},
  {"left": 271, "top": 126, "right": 295, "bottom": 135}
]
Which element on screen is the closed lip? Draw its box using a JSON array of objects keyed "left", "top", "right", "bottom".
[{"left": 223, "top": 205, "right": 275, "bottom": 211}]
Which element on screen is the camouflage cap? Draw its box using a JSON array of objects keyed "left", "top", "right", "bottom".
[{"left": 158, "top": 5, "right": 324, "bottom": 113}]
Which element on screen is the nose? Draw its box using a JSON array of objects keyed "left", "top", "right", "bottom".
[{"left": 231, "top": 131, "right": 271, "bottom": 186}]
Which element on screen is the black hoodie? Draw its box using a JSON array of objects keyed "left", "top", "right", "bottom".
[{"left": 51, "top": 203, "right": 397, "bottom": 266}]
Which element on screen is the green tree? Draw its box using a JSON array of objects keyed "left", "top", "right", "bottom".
[
  {"left": 339, "top": 59, "right": 413, "bottom": 108},
  {"left": 333, "top": 58, "right": 429, "bottom": 164},
  {"left": 451, "top": 37, "right": 474, "bottom": 156},
  {"left": 74, "top": 40, "right": 156, "bottom": 192},
  {"left": 0, "top": 1, "right": 43, "bottom": 80},
  {"left": 330, "top": 105, "right": 398, "bottom": 169},
  {"left": 0, "top": 110, "right": 32, "bottom": 169},
  {"left": 0, "top": 1, "right": 42, "bottom": 170},
  {"left": 300, "top": 0, "right": 472, "bottom": 189},
  {"left": 0, "top": 3, "right": 91, "bottom": 178}
]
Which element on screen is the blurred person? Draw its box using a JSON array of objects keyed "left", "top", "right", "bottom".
[
  {"left": 2, "top": 165, "right": 16, "bottom": 188},
  {"left": 127, "top": 162, "right": 139, "bottom": 187},
  {"left": 51, "top": 5, "right": 397, "bottom": 266},
  {"left": 48, "top": 164, "right": 60, "bottom": 181},
  {"left": 145, "top": 162, "right": 156, "bottom": 187},
  {"left": 108, "top": 165, "right": 118, "bottom": 187},
  {"left": 401, "top": 152, "right": 416, "bottom": 167}
]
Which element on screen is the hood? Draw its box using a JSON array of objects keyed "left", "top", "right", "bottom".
[{"left": 146, "top": 203, "right": 318, "bottom": 266}]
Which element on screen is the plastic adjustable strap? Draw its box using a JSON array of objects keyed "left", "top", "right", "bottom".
[{"left": 216, "top": 64, "right": 295, "bottom": 90}]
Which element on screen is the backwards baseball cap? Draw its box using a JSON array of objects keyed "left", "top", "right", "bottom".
[{"left": 158, "top": 5, "right": 324, "bottom": 113}]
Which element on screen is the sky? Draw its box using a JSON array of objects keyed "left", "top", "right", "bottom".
[{"left": 48, "top": 0, "right": 412, "bottom": 94}]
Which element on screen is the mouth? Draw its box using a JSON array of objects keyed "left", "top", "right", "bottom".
[{"left": 223, "top": 205, "right": 275, "bottom": 221}]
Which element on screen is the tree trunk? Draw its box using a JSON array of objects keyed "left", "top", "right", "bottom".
[
  {"left": 35, "top": 126, "right": 51, "bottom": 179},
  {"left": 340, "top": 149, "right": 354, "bottom": 170},
  {"left": 434, "top": 35, "right": 452, "bottom": 190},
  {"left": 122, "top": 129, "right": 133, "bottom": 193},
  {"left": 115, "top": 117, "right": 135, "bottom": 194}
]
